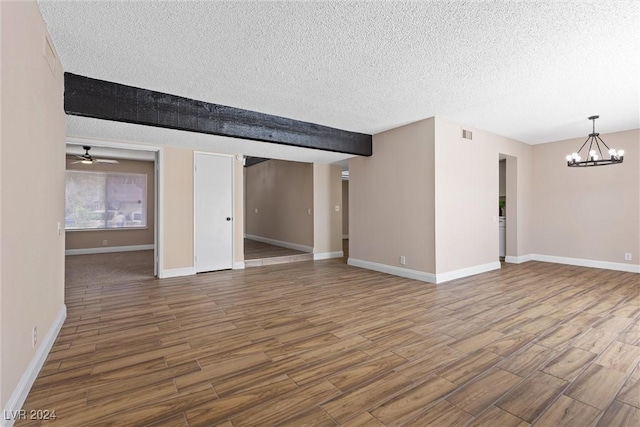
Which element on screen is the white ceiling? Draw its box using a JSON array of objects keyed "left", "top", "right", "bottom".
[{"left": 38, "top": 0, "right": 639, "bottom": 159}]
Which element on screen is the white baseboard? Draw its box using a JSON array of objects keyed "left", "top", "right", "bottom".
[
  {"left": 435, "top": 261, "right": 501, "bottom": 284},
  {"left": 314, "top": 251, "right": 344, "bottom": 260},
  {"left": 2, "top": 305, "right": 66, "bottom": 427},
  {"left": 245, "top": 234, "right": 312, "bottom": 253},
  {"left": 348, "top": 258, "right": 437, "bottom": 283},
  {"left": 347, "top": 259, "right": 503, "bottom": 285},
  {"left": 65, "top": 244, "right": 154, "bottom": 256},
  {"left": 531, "top": 254, "right": 639, "bottom": 273},
  {"left": 233, "top": 261, "right": 245, "bottom": 270},
  {"left": 505, "top": 254, "right": 533, "bottom": 264},
  {"left": 159, "top": 266, "right": 196, "bottom": 279}
]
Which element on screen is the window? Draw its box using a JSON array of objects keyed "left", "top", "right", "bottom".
[{"left": 65, "top": 171, "right": 147, "bottom": 230}]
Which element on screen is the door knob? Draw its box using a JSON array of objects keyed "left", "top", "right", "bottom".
[{"left": 226, "top": 217, "right": 231, "bottom": 221}]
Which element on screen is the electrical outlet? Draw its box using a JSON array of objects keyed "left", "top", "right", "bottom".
[
  {"left": 32, "top": 327, "right": 37, "bottom": 347},
  {"left": 103, "top": 240, "right": 108, "bottom": 246},
  {"left": 400, "top": 256, "right": 406, "bottom": 265},
  {"left": 254, "top": 208, "right": 258, "bottom": 214},
  {"left": 308, "top": 208, "right": 312, "bottom": 216},
  {"left": 625, "top": 253, "right": 632, "bottom": 261},
  {"left": 335, "top": 205, "right": 340, "bottom": 212}
]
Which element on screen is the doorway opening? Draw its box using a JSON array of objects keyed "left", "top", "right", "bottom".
[
  {"left": 243, "top": 157, "right": 314, "bottom": 267},
  {"left": 498, "top": 153, "right": 517, "bottom": 263},
  {"left": 64, "top": 139, "right": 161, "bottom": 290}
]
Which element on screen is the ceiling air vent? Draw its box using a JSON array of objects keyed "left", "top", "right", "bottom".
[{"left": 462, "top": 129, "right": 473, "bottom": 140}]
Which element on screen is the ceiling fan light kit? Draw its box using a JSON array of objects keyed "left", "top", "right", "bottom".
[
  {"left": 72, "top": 146, "right": 119, "bottom": 165},
  {"left": 566, "top": 116, "right": 624, "bottom": 167}
]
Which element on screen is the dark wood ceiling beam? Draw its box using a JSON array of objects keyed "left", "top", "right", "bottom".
[
  {"left": 244, "top": 157, "right": 271, "bottom": 167},
  {"left": 64, "top": 73, "right": 372, "bottom": 156}
]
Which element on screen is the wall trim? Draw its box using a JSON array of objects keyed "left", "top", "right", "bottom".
[
  {"left": 435, "top": 261, "right": 501, "bottom": 284},
  {"left": 347, "top": 258, "right": 437, "bottom": 284},
  {"left": 65, "top": 244, "right": 154, "bottom": 256},
  {"left": 245, "top": 234, "right": 313, "bottom": 253},
  {"left": 531, "top": 254, "right": 639, "bottom": 274},
  {"left": 313, "top": 251, "right": 343, "bottom": 260},
  {"left": 505, "top": 254, "right": 533, "bottom": 264},
  {"left": 2, "top": 305, "right": 66, "bottom": 427},
  {"left": 233, "top": 261, "right": 245, "bottom": 270},
  {"left": 159, "top": 266, "right": 196, "bottom": 279}
]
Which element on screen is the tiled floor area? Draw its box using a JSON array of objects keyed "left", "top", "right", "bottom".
[{"left": 16, "top": 258, "right": 639, "bottom": 426}]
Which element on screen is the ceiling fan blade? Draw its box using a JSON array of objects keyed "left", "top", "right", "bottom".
[
  {"left": 70, "top": 160, "right": 83, "bottom": 164},
  {"left": 95, "top": 159, "right": 119, "bottom": 164}
]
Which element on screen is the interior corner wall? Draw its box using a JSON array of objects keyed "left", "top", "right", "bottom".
[
  {"left": 349, "top": 118, "right": 436, "bottom": 275},
  {"left": 65, "top": 157, "right": 155, "bottom": 250},
  {"left": 531, "top": 129, "right": 640, "bottom": 268},
  {"left": 245, "top": 159, "right": 314, "bottom": 248},
  {"left": 1, "top": 0, "right": 66, "bottom": 411},
  {"left": 313, "top": 163, "right": 343, "bottom": 255},
  {"left": 434, "top": 117, "right": 533, "bottom": 275}
]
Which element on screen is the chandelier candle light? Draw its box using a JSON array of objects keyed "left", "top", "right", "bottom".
[{"left": 566, "top": 116, "right": 624, "bottom": 167}]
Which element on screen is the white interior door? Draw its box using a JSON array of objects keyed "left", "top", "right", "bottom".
[{"left": 195, "top": 153, "right": 233, "bottom": 272}]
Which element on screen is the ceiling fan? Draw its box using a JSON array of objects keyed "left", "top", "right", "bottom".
[{"left": 71, "top": 146, "right": 119, "bottom": 165}]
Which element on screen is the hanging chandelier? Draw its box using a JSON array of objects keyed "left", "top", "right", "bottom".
[{"left": 566, "top": 116, "right": 624, "bottom": 167}]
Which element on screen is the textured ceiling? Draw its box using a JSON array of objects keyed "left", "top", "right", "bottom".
[{"left": 38, "top": 0, "right": 639, "bottom": 155}]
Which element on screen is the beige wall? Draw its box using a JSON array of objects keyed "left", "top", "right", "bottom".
[
  {"left": 313, "top": 164, "right": 343, "bottom": 255},
  {"left": 342, "top": 180, "right": 349, "bottom": 236},
  {"left": 350, "top": 118, "right": 437, "bottom": 273},
  {"left": 1, "top": 0, "right": 65, "bottom": 409},
  {"left": 532, "top": 129, "right": 640, "bottom": 265},
  {"left": 434, "top": 117, "right": 533, "bottom": 273},
  {"left": 350, "top": 116, "right": 534, "bottom": 280},
  {"left": 234, "top": 156, "right": 244, "bottom": 263},
  {"left": 161, "top": 147, "right": 194, "bottom": 270},
  {"left": 245, "top": 159, "right": 314, "bottom": 248},
  {"left": 65, "top": 157, "right": 155, "bottom": 250},
  {"left": 505, "top": 155, "right": 518, "bottom": 258}
]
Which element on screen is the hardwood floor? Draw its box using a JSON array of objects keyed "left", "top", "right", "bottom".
[{"left": 17, "top": 259, "right": 639, "bottom": 426}]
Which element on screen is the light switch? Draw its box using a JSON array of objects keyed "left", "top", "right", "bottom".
[
  {"left": 255, "top": 208, "right": 258, "bottom": 214},
  {"left": 308, "top": 208, "right": 312, "bottom": 215},
  {"left": 335, "top": 205, "right": 340, "bottom": 212}
]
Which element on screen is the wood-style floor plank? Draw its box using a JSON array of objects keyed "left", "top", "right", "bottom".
[
  {"left": 564, "top": 364, "right": 628, "bottom": 410},
  {"left": 596, "top": 400, "right": 640, "bottom": 427},
  {"left": 14, "top": 256, "right": 640, "bottom": 426},
  {"left": 445, "top": 367, "right": 521, "bottom": 416},
  {"left": 531, "top": 395, "right": 602, "bottom": 427}
]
